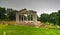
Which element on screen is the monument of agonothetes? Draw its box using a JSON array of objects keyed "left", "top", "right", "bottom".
[{"left": 16, "top": 8, "right": 37, "bottom": 26}]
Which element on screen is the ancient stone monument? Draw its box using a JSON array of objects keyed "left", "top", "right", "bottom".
[{"left": 16, "top": 8, "right": 37, "bottom": 25}]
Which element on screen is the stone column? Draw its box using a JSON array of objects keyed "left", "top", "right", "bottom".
[
  {"left": 16, "top": 12, "right": 19, "bottom": 23},
  {"left": 20, "top": 15, "right": 22, "bottom": 23},
  {"left": 33, "top": 14, "right": 37, "bottom": 25},
  {"left": 28, "top": 15, "right": 31, "bottom": 21},
  {"left": 27, "top": 14, "right": 28, "bottom": 21},
  {"left": 23, "top": 15, "right": 24, "bottom": 22},
  {"left": 30, "top": 15, "right": 31, "bottom": 21}
]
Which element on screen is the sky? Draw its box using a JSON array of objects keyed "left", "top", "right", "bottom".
[{"left": 0, "top": 0, "right": 60, "bottom": 16}]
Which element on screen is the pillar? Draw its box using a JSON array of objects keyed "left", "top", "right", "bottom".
[
  {"left": 33, "top": 14, "right": 37, "bottom": 25},
  {"left": 30, "top": 15, "right": 31, "bottom": 21},
  {"left": 23, "top": 15, "right": 24, "bottom": 22},
  {"left": 16, "top": 12, "right": 19, "bottom": 23},
  {"left": 27, "top": 14, "right": 28, "bottom": 21},
  {"left": 20, "top": 15, "right": 22, "bottom": 22}
]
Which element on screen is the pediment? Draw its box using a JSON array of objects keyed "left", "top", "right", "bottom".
[{"left": 16, "top": 8, "right": 37, "bottom": 14}]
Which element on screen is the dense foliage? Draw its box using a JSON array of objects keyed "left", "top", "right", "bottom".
[
  {"left": 40, "top": 11, "right": 60, "bottom": 26},
  {"left": 0, "top": 7, "right": 17, "bottom": 20}
]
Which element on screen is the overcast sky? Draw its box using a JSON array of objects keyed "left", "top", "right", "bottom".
[{"left": 0, "top": 0, "right": 60, "bottom": 16}]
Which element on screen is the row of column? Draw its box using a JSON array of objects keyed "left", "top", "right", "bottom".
[
  {"left": 16, "top": 14, "right": 32, "bottom": 22},
  {"left": 16, "top": 13, "right": 37, "bottom": 25}
]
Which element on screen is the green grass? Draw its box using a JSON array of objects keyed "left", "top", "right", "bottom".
[{"left": 0, "top": 24, "right": 60, "bottom": 35}]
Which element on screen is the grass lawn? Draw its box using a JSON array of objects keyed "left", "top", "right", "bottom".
[{"left": 0, "top": 24, "right": 60, "bottom": 35}]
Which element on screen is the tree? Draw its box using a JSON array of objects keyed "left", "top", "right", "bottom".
[
  {"left": 49, "top": 12, "right": 57, "bottom": 25},
  {"left": 0, "top": 7, "right": 7, "bottom": 20},
  {"left": 57, "top": 10, "right": 60, "bottom": 26},
  {"left": 6, "top": 8, "right": 17, "bottom": 20},
  {"left": 40, "top": 13, "right": 49, "bottom": 23}
]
